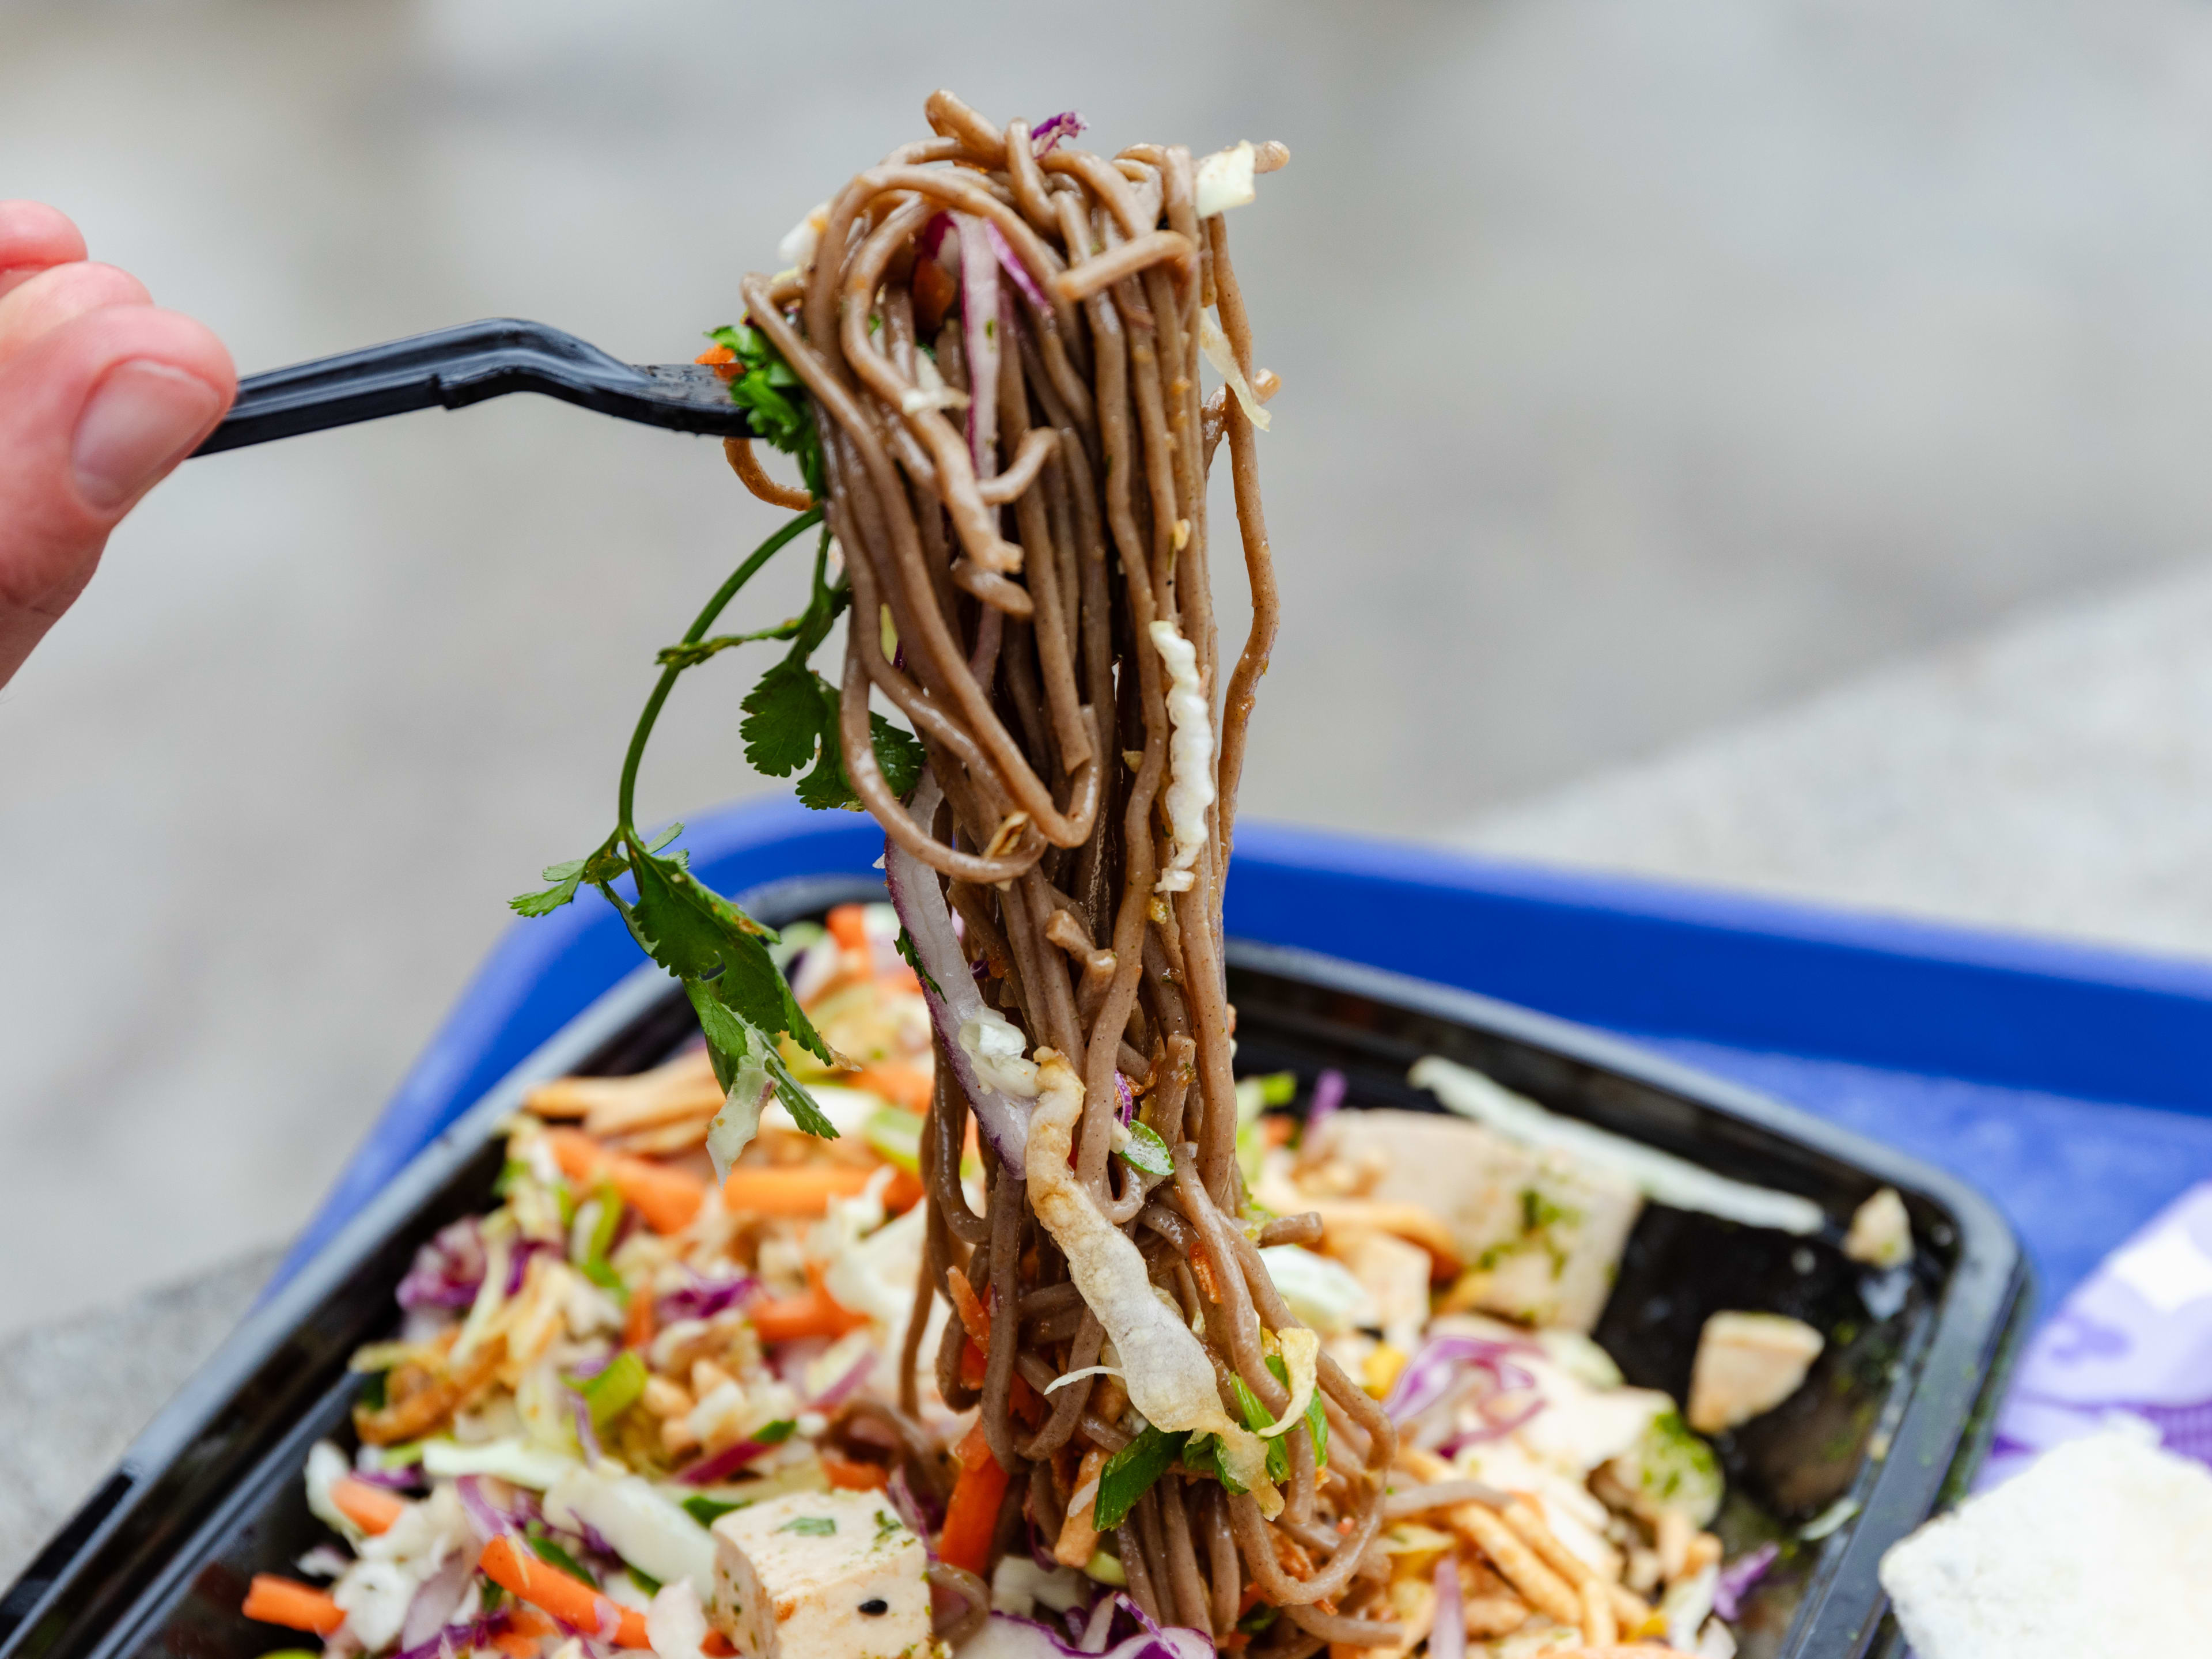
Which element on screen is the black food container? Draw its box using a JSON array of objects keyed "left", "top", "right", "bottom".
[{"left": 0, "top": 876, "right": 2029, "bottom": 1659}]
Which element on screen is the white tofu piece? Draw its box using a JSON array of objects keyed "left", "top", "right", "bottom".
[
  {"left": 1319, "top": 1108, "right": 1643, "bottom": 1331},
  {"left": 1334, "top": 1228, "right": 1434, "bottom": 1354},
  {"left": 709, "top": 1488, "right": 930, "bottom": 1659},
  {"left": 1685, "top": 1312, "right": 1823, "bottom": 1434},
  {"left": 1843, "top": 1187, "right": 1914, "bottom": 1268},
  {"left": 1879, "top": 1431, "right": 2212, "bottom": 1658}
]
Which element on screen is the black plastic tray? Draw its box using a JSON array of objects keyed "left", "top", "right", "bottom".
[{"left": 0, "top": 875, "right": 2029, "bottom": 1659}]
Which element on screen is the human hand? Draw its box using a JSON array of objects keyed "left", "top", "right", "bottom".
[{"left": 0, "top": 202, "right": 236, "bottom": 689}]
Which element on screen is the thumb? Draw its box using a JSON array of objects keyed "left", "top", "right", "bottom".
[{"left": 0, "top": 304, "right": 234, "bottom": 687}]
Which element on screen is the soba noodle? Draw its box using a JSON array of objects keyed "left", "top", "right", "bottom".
[{"left": 725, "top": 91, "right": 1395, "bottom": 1648}]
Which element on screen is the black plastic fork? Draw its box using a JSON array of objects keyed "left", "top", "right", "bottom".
[{"left": 190, "top": 317, "right": 756, "bottom": 456}]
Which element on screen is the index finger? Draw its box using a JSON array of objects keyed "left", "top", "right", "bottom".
[{"left": 0, "top": 202, "right": 89, "bottom": 301}]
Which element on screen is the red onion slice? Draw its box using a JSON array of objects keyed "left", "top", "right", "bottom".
[
  {"left": 986, "top": 219, "right": 1051, "bottom": 313},
  {"left": 399, "top": 1550, "right": 475, "bottom": 1650},
  {"left": 956, "top": 215, "right": 1000, "bottom": 472},
  {"left": 881, "top": 771, "right": 1035, "bottom": 1166},
  {"left": 808, "top": 1347, "right": 877, "bottom": 1412},
  {"left": 1430, "top": 1552, "right": 1466, "bottom": 1659}
]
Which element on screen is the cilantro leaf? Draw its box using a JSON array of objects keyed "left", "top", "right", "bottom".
[
  {"left": 793, "top": 737, "right": 858, "bottom": 811},
  {"left": 685, "top": 979, "right": 755, "bottom": 1092},
  {"left": 776, "top": 1515, "right": 837, "bottom": 1537},
  {"left": 684, "top": 979, "right": 837, "bottom": 1139},
  {"left": 869, "top": 711, "right": 925, "bottom": 795},
  {"left": 627, "top": 853, "right": 732, "bottom": 981},
  {"left": 1093, "top": 1425, "right": 1187, "bottom": 1532},
  {"left": 761, "top": 1041, "right": 838, "bottom": 1139},
  {"left": 1117, "top": 1122, "right": 1174, "bottom": 1180},
  {"left": 510, "top": 865, "right": 586, "bottom": 918},
  {"left": 741, "top": 658, "right": 827, "bottom": 778},
  {"left": 787, "top": 676, "right": 926, "bottom": 812},
  {"left": 683, "top": 1495, "right": 744, "bottom": 1527},
  {"left": 895, "top": 929, "right": 941, "bottom": 998},
  {"left": 510, "top": 837, "right": 638, "bottom": 917},
  {"left": 706, "top": 323, "right": 825, "bottom": 497}
]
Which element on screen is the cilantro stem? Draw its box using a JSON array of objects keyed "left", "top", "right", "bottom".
[{"left": 618, "top": 506, "right": 824, "bottom": 836}]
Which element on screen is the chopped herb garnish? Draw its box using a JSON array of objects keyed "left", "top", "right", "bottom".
[
  {"left": 1116, "top": 1120, "right": 1175, "bottom": 1179},
  {"left": 1094, "top": 1424, "right": 1187, "bottom": 1531},
  {"left": 576, "top": 1349, "right": 646, "bottom": 1426},
  {"left": 895, "top": 927, "right": 941, "bottom": 998},
  {"left": 525, "top": 1528, "right": 596, "bottom": 1586},
  {"left": 777, "top": 1515, "right": 838, "bottom": 1537},
  {"left": 683, "top": 1495, "right": 746, "bottom": 1527}
]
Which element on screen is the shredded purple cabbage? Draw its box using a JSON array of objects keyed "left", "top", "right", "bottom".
[
  {"left": 1113, "top": 1073, "right": 1136, "bottom": 1127},
  {"left": 675, "top": 1434, "right": 779, "bottom": 1487},
  {"left": 506, "top": 1237, "right": 560, "bottom": 1296},
  {"left": 1031, "top": 112, "right": 1085, "bottom": 155},
  {"left": 347, "top": 1463, "right": 425, "bottom": 1493},
  {"left": 887, "top": 1464, "right": 942, "bottom": 1540},
  {"left": 396, "top": 1219, "right": 487, "bottom": 1311},
  {"left": 976, "top": 1609, "right": 1210, "bottom": 1659},
  {"left": 1713, "top": 1541, "right": 1780, "bottom": 1621},
  {"left": 1305, "top": 1069, "right": 1347, "bottom": 1135},
  {"left": 659, "top": 1269, "right": 757, "bottom": 1324},
  {"left": 569, "top": 1389, "right": 603, "bottom": 1464},
  {"left": 454, "top": 1474, "right": 524, "bottom": 1546},
  {"left": 393, "top": 1608, "right": 514, "bottom": 1659}
]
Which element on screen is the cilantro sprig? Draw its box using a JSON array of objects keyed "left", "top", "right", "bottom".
[
  {"left": 706, "top": 323, "right": 824, "bottom": 498},
  {"left": 509, "top": 321, "right": 925, "bottom": 1141}
]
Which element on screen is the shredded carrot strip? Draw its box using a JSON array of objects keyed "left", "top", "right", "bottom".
[
  {"left": 623, "top": 1281, "right": 657, "bottom": 1350},
  {"left": 478, "top": 1535, "right": 649, "bottom": 1648},
  {"left": 825, "top": 904, "right": 870, "bottom": 954},
  {"left": 853, "top": 1059, "right": 931, "bottom": 1113},
  {"left": 241, "top": 1575, "right": 346, "bottom": 1636},
  {"left": 544, "top": 1128, "right": 704, "bottom": 1234},
  {"left": 329, "top": 1475, "right": 406, "bottom": 1536},
  {"left": 748, "top": 1263, "right": 870, "bottom": 1343},
  {"left": 822, "top": 1448, "right": 892, "bottom": 1491},
  {"left": 945, "top": 1267, "right": 991, "bottom": 1345},
  {"left": 939, "top": 1440, "right": 1010, "bottom": 1574}
]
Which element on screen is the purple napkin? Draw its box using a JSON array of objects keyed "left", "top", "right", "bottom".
[{"left": 1984, "top": 1179, "right": 2212, "bottom": 1487}]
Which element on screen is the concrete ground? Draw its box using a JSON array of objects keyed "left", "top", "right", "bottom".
[{"left": 12, "top": 0, "right": 2212, "bottom": 1578}]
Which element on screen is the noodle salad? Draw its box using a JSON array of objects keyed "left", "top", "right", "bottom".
[
  {"left": 240, "top": 94, "right": 1798, "bottom": 1659},
  {"left": 240, "top": 914, "right": 1762, "bottom": 1659}
]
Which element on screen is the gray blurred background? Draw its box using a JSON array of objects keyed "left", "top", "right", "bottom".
[{"left": 11, "top": 0, "right": 2212, "bottom": 1354}]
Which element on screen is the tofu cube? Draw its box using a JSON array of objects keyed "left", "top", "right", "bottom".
[
  {"left": 709, "top": 1488, "right": 930, "bottom": 1659},
  {"left": 1685, "top": 1311, "right": 1823, "bottom": 1434},
  {"left": 1321, "top": 1109, "right": 1643, "bottom": 1332}
]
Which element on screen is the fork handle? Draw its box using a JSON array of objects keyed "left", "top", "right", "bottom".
[{"left": 191, "top": 317, "right": 752, "bottom": 455}]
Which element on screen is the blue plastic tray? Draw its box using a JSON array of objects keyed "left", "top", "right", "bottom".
[{"left": 282, "top": 796, "right": 2212, "bottom": 1315}]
